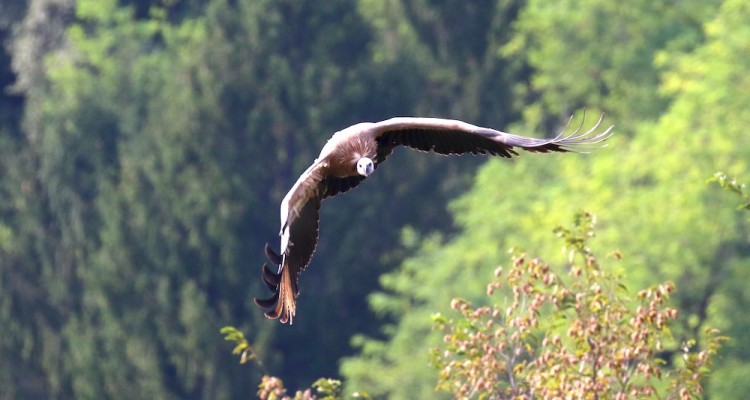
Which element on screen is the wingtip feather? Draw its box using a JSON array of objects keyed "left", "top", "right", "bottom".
[
  {"left": 261, "top": 263, "right": 281, "bottom": 291},
  {"left": 254, "top": 290, "right": 279, "bottom": 309},
  {"left": 264, "top": 243, "right": 283, "bottom": 265},
  {"left": 548, "top": 112, "right": 614, "bottom": 152}
]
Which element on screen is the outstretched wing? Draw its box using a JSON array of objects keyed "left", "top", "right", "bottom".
[
  {"left": 254, "top": 162, "right": 329, "bottom": 324},
  {"left": 372, "top": 113, "right": 613, "bottom": 164}
]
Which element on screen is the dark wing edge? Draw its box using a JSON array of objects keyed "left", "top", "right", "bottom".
[
  {"left": 322, "top": 175, "right": 366, "bottom": 199},
  {"left": 374, "top": 124, "right": 519, "bottom": 162},
  {"left": 254, "top": 196, "right": 321, "bottom": 324},
  {"left": 254, "top": 161, "right": 328, "bottom": 324},
  {"left": 373, "top": 112, "right": 614, "bottom": 164}
]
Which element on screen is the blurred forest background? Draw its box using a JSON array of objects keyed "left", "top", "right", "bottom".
[{"left": 0, "top": 0, "right": 748, "bottom": 398}]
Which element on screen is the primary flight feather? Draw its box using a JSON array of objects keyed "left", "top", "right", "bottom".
[{"left": 254, "top": 113, "right": 614, "bottom": 324}]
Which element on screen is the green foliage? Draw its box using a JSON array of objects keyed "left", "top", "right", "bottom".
[
  {"left": 343, "top": 2, "right": 750, "bottom": 397},
  {"left": 432, "top": 212, "right": 725, "bottom": 398},
  {"left": 710, "top": 172, "right": 750, "bottom": 210},
  {"left": 221, "top": 326, "right": 262, "bottom": 366},
  {"left": 2, "top": 0, "right": 750, "bottom": 398},
  {"left": 222, "top": 324, "right": 372, "bottom": 399},
  {"left": 256, "top": 375, "right": 365, "bottom": 400},
  {"left": 505, "top": 0, "right": 722, "bottom": 129},
  {"left": 5, "top": 0, "right": 531, "bottom": 395}
]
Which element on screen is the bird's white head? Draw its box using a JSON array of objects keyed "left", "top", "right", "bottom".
[{"left": 356, "top": 157, "right": 375, "bottom": 177}]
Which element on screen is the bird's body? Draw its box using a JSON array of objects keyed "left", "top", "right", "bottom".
[
  {"left": 319, "top": 122, "right": 379, "bottom": 177},
  {"left": 255, "top": 114, "right": 613, "bottom": 324}
]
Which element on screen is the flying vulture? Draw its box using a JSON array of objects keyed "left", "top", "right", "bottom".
[{"left": 255, "top": 113, "right": 613, "bottom": 324}]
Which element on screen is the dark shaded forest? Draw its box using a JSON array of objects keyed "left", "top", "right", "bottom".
[{"left": 0, "top": 0, "right": 748, "bottom": 399}]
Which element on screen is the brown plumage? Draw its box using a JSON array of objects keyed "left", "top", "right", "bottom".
[{"left": 254, "top": 113, "right": 614, "bottom": 324}]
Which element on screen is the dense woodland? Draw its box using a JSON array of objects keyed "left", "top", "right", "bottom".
[{"left": 0, "top": 0, "right": 748, "bottom": 398}]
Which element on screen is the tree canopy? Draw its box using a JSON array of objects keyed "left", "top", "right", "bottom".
[{"left": 0, "top": 0, "right": 747, "bottom": 398}]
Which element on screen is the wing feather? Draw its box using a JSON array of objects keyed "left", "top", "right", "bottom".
[
  {"left": 322, "top": 175, "right": 366, "bottom": 199},
  {"left": 254, "top": 163, "right": 325, "bottom": 324},
  {"left": 373, "top": 113, "right": 613, "bottom": 164}
]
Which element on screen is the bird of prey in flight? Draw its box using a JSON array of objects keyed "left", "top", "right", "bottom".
[{"left": 255, "top": 113, "right": 613, "bottom": 324}]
